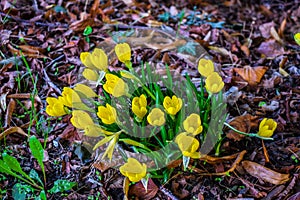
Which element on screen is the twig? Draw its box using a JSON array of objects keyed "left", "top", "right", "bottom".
[
  {"left": 195, "top": 150, "right": 247, "bottom": 176},
  {"left": 160, "top": 186, "right": 179, "bottom": 200},
  {"left": 0, "top": 12, "right": 68, "bottom": 28}
]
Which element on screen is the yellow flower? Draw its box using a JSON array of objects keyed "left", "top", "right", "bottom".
[
  {"left": 163, "top": 95, "right": 182, "bottom": 115},
  {"left": 258, "top": 118, "right": 277, "bottom": 137},
  {"left": 84, "top": 124, "right": 104, "bottom": 137},
  {"left": 205, "top": 72, "right": 224, "bottom": 94},
  {"left": 294, "top": 33, "right": 300, "bottom": 46},
  {"left": 58, "top": 87, "right": 82, "bottom": 107},
  {"left": 175, "top": 132, "right": 200, "bottom": 159},
  {"left": 119, "top": 158, "right": 147, "bottom": 182},
  {"left": 80, "top": 52, "right": 95, "bottom": 69},
  {"left": 97, "top": 103, "right": 117, "bottom": 125},
  {"left": 93, "top": 133, "right": 120, "bottom": 160},
  {"left": 103, "top": 74, "right": 128, "bottom": 97},
  {"left": 45, "top": 97, "right": 67, "bottom": 116},
  {"left": 82, "top": 68, "right": 99, "bottom": 81},
  {"left": 70, "top": 110, "right": 94, "bottom": 129},
  {"left": 132, "top": 94, "right": 147, "bottom": 119},
  {"left": 74, "top": 84, "right": 98, "bottom": 98},
  {"left": 147, "top": 108, "right": 165, "bottom": 126},
  {"left": 90, "top": 48, "right": 108, "bottom": 71},
  {"left": 115, "top": 43, "right": 131, "bottom": 63},
  {"left": 183, "top": 113, "right": 203, "bottom": 136},
  {"left": 198, "top": 58, "right": 215, "bottom": 77}
]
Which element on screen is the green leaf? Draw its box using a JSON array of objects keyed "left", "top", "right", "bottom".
[
  {"left": 29, "top": 136, "right": 45, "bottom": 178},
  {"left": 48, "top": 179, "right": 76, "bottom": 194},
  {"left": 39, "top": 190, "right": 46, "bottom": 200},
  {"left": 0, "top": 159, "right": 15, "bottom": 176},
  {"left": 29, "top": 169, "right": 43, "bottom": 186},
  {"left": 2, "top": 153, "right": 24, "bottom": 174},
  {"left": 178, "top": 41, "right": 198, "bottom": 56},
  {"left": 2, "top": 153, "right": 33, "bottom": 182},
  {"left": 258, "top": 101, "right": 266, "bottom": 107},
  {"left": 120, "top": 139, "right": 151, "bottom": 151},
  {"left": 12, "top": 183, "right": 27, "bottom": 200},
  {"left": 12, "top": 183, "right": 34, "bottom": 200},
  {"left": 83, "top": 26, "right": 93, "bottom": 36},
  {"left": 158, "top": 12, "right": 170, "bottom": 22}
]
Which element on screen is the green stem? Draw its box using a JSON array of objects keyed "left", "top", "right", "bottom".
[
  {"left": 224, "top": 122, "right": 274, "bottom": 140},
  {"left": 142, "top": 85, "right": 156, "bottom": 101}
]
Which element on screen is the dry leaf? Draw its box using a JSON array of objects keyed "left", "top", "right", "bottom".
[
  {"left": 129, "top": 178, "right": 158, "bottom": 200},
  {"left": 240, "top": 44, "right": 250, "bottom": 57},
  {"left": 242, "top": 160, "right": 290, "bottom": 185},
  {"left": 287, "top": 192, "right": 300, "bottom": 200},
  {"left": 93, "top": 160, "right": 119, "bottom": 172},
  {"left": 233, "top": 65, "right": 268, "bottom": 86},
  {"left": 147, "top": 20, "right": 163, "bottom": 27},
  {"left": 257, "top": 39, "right": 287, "bottom": 58},
  {"left": 278, "top": 18, "right": 287, "bottom": 38},
  {"left": 259, "top": 21, "right": 275, "bottom": 39},
  {"left": 123, "top": 177, "right": 130, "bottom": 200},
  {"left": 4, "top": 98, "right": 16, "bottom": 128},
  {"left": 270, "top": 26, "right": 283, "bottom": 44},
  {"left": 226, "top": 114, "right": 259, "bottom": 141},
  {"left": 0, "top": 127, "right": 28, "bottom": 140}
]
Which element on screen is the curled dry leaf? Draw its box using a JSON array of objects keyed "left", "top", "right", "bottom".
[
  {"left": 242, "top": 160, "right": 290, "bottom": 185},
  {"left": 123, "top": 177, "right": 130, "bottom": 200},
  {"left": 129, "top": 178, "right": 158, "bottom": 200},
  {"left": 0, "top": 127, "right": 28, "bottom": 140},
  {"left": 233, "top": 65, "right": 268, "bottom": 86},
  {"left": 4, "top": 98, "right": 16, "bottom": 128}
]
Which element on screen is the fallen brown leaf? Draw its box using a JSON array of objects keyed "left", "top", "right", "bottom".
[
  {"left": 4, "top": 98, "right": 16, "bottom": 128},
  {"left": 129, "top": 178, "right": 158, "bottom": 200},
  {"left": 123, "top": 177, "right": 130, "bottom": 200},
  {"left": 233, "top": 65, "right": 268, "bottom": 86},
  {"left": 0, "top": 126, "right": 28, "bottom": 140},
  {"left": 257, "top": 39, "right": 287, "bottom": 58},
  {"left": 242, "top": 160, "right": 290, "bottom": 185}
]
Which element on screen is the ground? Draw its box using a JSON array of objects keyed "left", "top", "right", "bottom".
[{"left": 0, "top": 0, "right": 300, "bottom": 199}]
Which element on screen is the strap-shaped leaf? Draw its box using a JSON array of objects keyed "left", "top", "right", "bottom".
[
  {"left": 0, "top": 159, "right": 15, "bottom": 176},
  {"left": 2, "top": 153, "right": 33, "bottom": 182},
  {"left": 29, "top": 136, "right": 44, "bottom": 173},
  {"left": 0, "top": 156, "right": 34, "bottom": 185},
  {"left": 120, "top": 138, "right": 151, "bottom": 151}
]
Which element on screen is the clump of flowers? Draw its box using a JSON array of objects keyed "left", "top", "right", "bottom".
[{"left": 46, "top": 42, "right": 277, "bottom": 189}]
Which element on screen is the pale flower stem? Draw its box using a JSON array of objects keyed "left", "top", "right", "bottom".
[{"left": 223, "top": 122, "right": 274, "bottom": 140}]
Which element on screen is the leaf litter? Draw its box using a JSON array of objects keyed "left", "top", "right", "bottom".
[{"left": 0, "top": 0, "right": 300, "bottom": 199}]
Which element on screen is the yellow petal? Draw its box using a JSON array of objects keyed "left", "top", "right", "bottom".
[
  {"left": 74, "top": 84, "right": 98, "bottom": 98},
  {"left": 70, "top": 110, "right": 94, "bottom": 129},
  {"left": 205, "top": 72, "right": 224, "bottom": 93},
  {"left": 84, "top": 125, "right": 104, "bottom": 137},
  {"left": 93, "top": 135, "right": 114, "bottom": 150},
  {"left": 82, "top": 68, "right": 99, "bottom": 81},
  {"left": 115, "top": 43, "right": 131, "bottom": 63},
  {"left": 198, "top": 58, "right": 215, "bottom": 77},
  {"left": 147, "top": 108, "right": 165, "bottom": 126},
  {"left": 90, "top": 48, "right": 108, "bottom": 71},
  {"left": 80, "top": 52, "right": 96, "bottom": 69}
]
